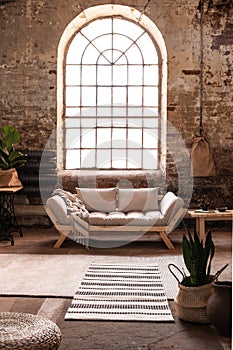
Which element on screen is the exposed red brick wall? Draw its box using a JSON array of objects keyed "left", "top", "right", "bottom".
[{"left": 0, "top": 0, "right": 232, "bottom": 209}]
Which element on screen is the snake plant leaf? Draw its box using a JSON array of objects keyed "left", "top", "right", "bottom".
[
  {"left": 181, "top": 228, "right": 216, "bottom": 287},
  {"left": 182, "top": 234, "right": 192, "bottom": 273}
]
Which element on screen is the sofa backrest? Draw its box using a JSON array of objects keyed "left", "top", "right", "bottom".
[
  {"left": 75, "top": 187, "right": 117, "bottom": 212},
  {"left": 75, "top": 187, "right": 162, "bottom": 213},
  {"left": 117, "top": 187, "right": 159, "bottom": 212}
]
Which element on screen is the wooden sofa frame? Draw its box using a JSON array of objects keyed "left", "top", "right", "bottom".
[{"left": 46, "top": 202, "right": 186, "bottom": 250}]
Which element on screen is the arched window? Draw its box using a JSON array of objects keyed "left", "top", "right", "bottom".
[{"left": 57, "top": 5, "right": 167, "bottom": 172}]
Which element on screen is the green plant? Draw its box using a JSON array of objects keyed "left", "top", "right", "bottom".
[
  {"left": 0, "top": 125, "right": 26, "bottom": 170},
  {"left": 181, "top": 228, "right": 215, "bottom": 287}
]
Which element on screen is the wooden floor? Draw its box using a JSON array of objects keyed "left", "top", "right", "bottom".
[{"left": 0, "top": 225, "right": 231, "bottom": 350}]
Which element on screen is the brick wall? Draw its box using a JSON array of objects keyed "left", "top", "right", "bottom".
[{"left": 0, "top": 0, "right": 232, "bottom": 209}]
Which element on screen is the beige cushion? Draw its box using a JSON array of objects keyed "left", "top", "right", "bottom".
[
  {"left": 75, "top": 187, "right": 117, "bottom": 212},
  {"left": 118, "top": 188, "right": 159, "bottom": 212},
  {"left": 87, "top": 210, "right": 164, "bottom": 226}
]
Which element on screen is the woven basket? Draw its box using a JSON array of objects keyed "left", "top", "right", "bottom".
[
  {"left": 174, "top": 282, "right": 214, "bottom": 324},
  {"left": 168, "top": 263, "right": 214, "bottom": 324}
]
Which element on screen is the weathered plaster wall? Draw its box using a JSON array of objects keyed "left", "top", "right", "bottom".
[{"left": 0, "top": 0, "right": 232, "bottom": 208}]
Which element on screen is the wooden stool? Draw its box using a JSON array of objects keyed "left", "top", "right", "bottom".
[{"left": 0, "top": 312, "right": 61, "bottom": 349}]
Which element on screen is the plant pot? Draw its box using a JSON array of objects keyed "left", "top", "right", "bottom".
[
  {"left": 206, "top": 281, "right": 232, "bottom": 337},
  {"left": 174, "top": 282, "right": 214, "bottom": 324},
  {"left": 0, "top": 168, "right": 22, "bottom": 187}
]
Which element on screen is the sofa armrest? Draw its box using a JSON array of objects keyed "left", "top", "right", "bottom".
[
  {"left": 159, "top": 192, "right": 184, "bottom": 225},
  {"left": 46, "top": 195, "right": 72, "bottom": 226}
]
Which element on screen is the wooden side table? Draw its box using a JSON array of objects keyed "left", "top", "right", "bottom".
[
  {"left": 186, "top": 209, "right": 233, "bottom": 242},
  {"left": 0, "top": 186, "right": 23, "bottom": 245}
]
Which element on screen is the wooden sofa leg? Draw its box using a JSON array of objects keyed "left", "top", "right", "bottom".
[
  {"left": 159, "top": 231, "right": 175, "bottom": 249},
  {"left": 53, "top": 232, "right": 67, "bottom": 248}
]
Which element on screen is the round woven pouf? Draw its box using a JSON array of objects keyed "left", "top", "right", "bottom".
[{"left": 0, "top": 312, "right": 61, "bottom": 350}]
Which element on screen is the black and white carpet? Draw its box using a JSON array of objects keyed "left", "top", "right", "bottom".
[{"left": 65, "top": 263, "right": 174, "bottom": 321}]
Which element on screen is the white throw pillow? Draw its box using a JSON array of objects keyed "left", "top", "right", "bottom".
[
  {"left": 118, "top": 188, "right": 159, "bottom": 212},
  {"left": 75, "top": 187, "right": 117, "bottom": 212}
]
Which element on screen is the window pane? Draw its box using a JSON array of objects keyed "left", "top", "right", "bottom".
[
  {"left": 81, "top": 107, "right": 96, "bottom": 117},
  {"left": 81, "top": 18, "right": 112, "bottom": 40},
  {"left": 81, "top": 118, "right": 96, "bottom": 127},
  {"left": 82, "top": 87, "right": 96, "bottom": 106},
  {"left": 66, "top": 66, "right": 81, "bottom": 85},
  {"left": 144, "top": 65, "right": 159, "bottom": 86},
  {"left": 128, "top": 149, "right": 142, "bottom": 168},
  {"left": 66, "top": 107, "right": 80, "bottom": 117},
  {"left": 128, "top": 87, "right": 142, "bottom": 105},
  {"left": 143, "top": 149, "right": 158, "bottom": 169},
  {"left": 143, "top": 130, "right": 158, "bottom": 148},
  {"left": 82, "top": 65, "right": 96, "bottom": 85},
  {"left": 81, "top": 149, "right": 96, "bottom": 168},
  {"left": 112, "top": 149, "right": 126, "bottom": 168},
  {"left": 113, "top": 34, "right": 132, "bottom": 56},
  {"left": 93, "top": 34, "right": 112, "bottom": 53},
  {"left": 137, "top": 33, "right": 158, "bottom": 64},
  {"left": 97, "top": 118, "right": 111, "bottom": 127},
  {"left": 113, "top": 65, "right": 127, "bottom": 85},
  {"left": 97, "top": 65, "right": 111, "bottom": 85},
  {"left": 81, "top": 129, "right": 96, "bottom": 148},
  {"left": 97, "top": 128, "right": 111, "bottom": 148},
  {"left": 126, "top": 45, "right": 143, "bottom": 64},
  {"left": 112, "top": 118, "right": 126, "bottom": 127},
  {"left": 66, "top": 33, "right": 89, "bottom": 64},
  {"left": 128, "top": 129, "right": 142, "bottom": 148},
  {"left": 143, "top": 87, "right": 158, "bottom": 106},
  {"left": 98, "top": 52, "right": 111, "bottom": 65},
  {"left": 143, "top": 107, "right": 159, "bottom": 117},
  {"left": 97, "top": 149, "right": 111, "bottom": 168},
  {"left": 112, "top": 128, "right": 126, "bottom": 148},
  {"left": 97, "top": 87, "right": 111, "bottom": 105},
  {"left": 113, "top": 87, "right": 126, "bottom": 104},
  {"left": 128, "top": 107, "right": 143, "bottom": 117},
  {"left": 66, "top": 150, "right": 80, "bottom": 169},
  {"left": 97, "top": 107, "right": 111, "bottom": 116},
  {"left": 113, "top": 19, "right": 143, "bottom": 40},
  {"left": 112, "top": 107, "right": 127, "bottom": 118},
  {"left": 66, "top": 129, "right": 80, "bottom": 148},
  {"left": 144, "top": 118, "right": 159, "bottom": 128},
  {"left": 66, "top": 87, "right": 80, "bottom": 106},
  {"left": 82, "top": 44, "right": 101, "bottom": 64},
  {"left": 65, "top": 119, "right": 80, "bottom": 128},
  {"left": 130, "top": 118, "right": 142, "bottom": 127},
  {"left": 128, "top": 66, "right": 143, "bottom": 85}
]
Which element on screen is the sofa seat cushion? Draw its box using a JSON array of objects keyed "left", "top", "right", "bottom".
[{"left": 85, "top": 210, "right": 168, "bottom": 226}]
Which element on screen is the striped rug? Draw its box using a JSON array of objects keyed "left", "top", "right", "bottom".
[{"left": 65, "top": 263, "right": 174, "bottom": 321}]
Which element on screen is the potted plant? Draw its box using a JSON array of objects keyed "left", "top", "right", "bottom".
[
  {"left": 168, "top": 228, "right": 228, "bottom": 323},
  {"left": 0, "top": 125, "right": 26, "bottom": 187}
]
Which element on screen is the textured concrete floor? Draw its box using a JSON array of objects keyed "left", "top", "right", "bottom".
[{"left": 0, "top": 226, "right": 231, "bottom": 350}]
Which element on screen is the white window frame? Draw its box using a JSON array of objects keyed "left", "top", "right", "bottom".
[{"left": 57, "top": 4, "right": 167, "bottom": 172}]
